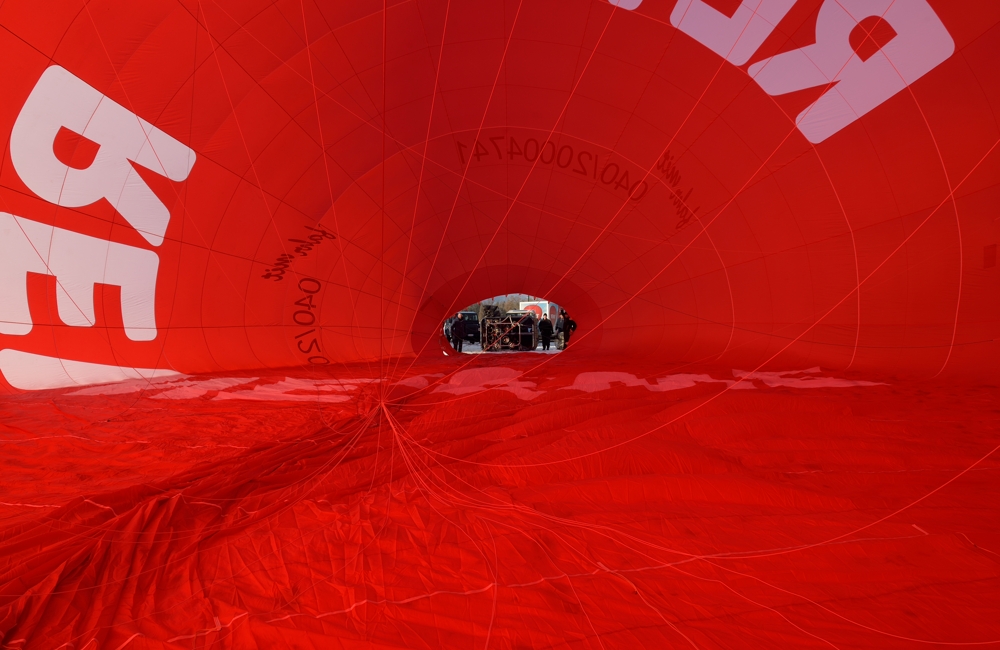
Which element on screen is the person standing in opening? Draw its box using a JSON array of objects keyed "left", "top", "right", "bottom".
[
  {"left": 557, "top": 310, "right": 578, "bottom": 349},
  {"left": 538, "top": 313, "right": 554, "bottom": 350},
  {"left": 554, "top": 310, "right": 566, "bottom": 350},
  {"left": 450, "top": 313, "right": 467, "bottom": 353}
]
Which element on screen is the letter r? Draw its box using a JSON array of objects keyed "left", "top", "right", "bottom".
[
  {"left": 10, "top": 66, "right": 196, "bottom": 246},
  {"left": 748, "top": 0, "right": 954, "bottom": 143}
]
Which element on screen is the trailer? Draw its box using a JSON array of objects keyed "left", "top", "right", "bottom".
[
  {"left": 519, "top": 300, "right": 557, "bottom": 321},
  {"left": 480, "top": 310, "right": 538, "bottom": 351}
]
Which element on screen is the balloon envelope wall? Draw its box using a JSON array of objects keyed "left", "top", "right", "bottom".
[
  {"left": 0, "top": 0, "right": 997, "bottom": 647},
  {"left": 0, "top": 0, "right": 994, "bottom": 387}
]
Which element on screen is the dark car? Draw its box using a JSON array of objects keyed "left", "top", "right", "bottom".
[{"left": 443, "top": 311, "right": 481, "bottom": 343}]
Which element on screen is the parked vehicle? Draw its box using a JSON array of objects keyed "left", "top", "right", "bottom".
[
  {"left": 443, "top": 311, "right": 481, "bottom": 343},
  {"left": 480, "top": 310, "right": 538, "bottom": 351}
]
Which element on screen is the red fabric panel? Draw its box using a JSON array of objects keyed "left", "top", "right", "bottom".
[
  {"left": 0, "top": 0, "right": 993, "bottom": 384},
  {"left": 0, "top": 362, "right": 997, "bottom": 646}
]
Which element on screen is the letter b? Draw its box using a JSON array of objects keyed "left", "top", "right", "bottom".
[{"left": 10, "top": 66, "right": 196, "bottom": 246}]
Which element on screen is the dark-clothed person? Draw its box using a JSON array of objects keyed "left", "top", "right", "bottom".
[
  {"left": 556, "top": 310, "right": 577, "bottom": 349},
  {"left": 450, "top": 314, "right": 467, "bottom": 352},
  {"left": 538, "top": 314, "right": 554, "bottom": 350}
]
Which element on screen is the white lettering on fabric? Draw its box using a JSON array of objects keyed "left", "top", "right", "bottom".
[
  {"left": 609, "top": 0, "right": 954, "bottom": 143},
  {"left": 0, "top": 213, "right": 160, "bottom": 341},
  {"left": 10, "top": 65, "right": 196, "bottom": 246},
  {"left": 0, "top": 350, "right": 178, "bottom": 391},
  {"left": 670, "top": 0, "right": 797, "bottom": 66},
  {"left": 608, "top": 0, "right": 644, "bottom": 9},
  {"left": 747, "top": 0, "right": 954, "bottom": 143}
]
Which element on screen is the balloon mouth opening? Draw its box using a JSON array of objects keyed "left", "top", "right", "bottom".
[
  {"left": 411, "top": 266, "right": 602, "bottom": 359},
  {"left": 442, "top": 294, "right": 564, "bottom": 355}
]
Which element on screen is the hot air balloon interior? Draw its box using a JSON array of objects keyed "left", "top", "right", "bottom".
[{"left": 0, "top": 0, "right": 997, "bottom": 647}]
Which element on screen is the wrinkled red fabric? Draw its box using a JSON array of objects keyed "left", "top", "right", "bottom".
[{"left": 1, "top": 360, "right": 999, "bottom": 647}]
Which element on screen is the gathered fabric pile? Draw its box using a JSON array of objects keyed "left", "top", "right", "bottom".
[{"left": 0, "top": 359, "right": 997, "bottom": 648}]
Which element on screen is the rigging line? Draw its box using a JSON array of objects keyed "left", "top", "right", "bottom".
[
  {"left": 790, "top": 0, "right": 905, "bottom": 371},
  {"left": 702, "top": 558, "right": 1000, "bottom": 646},
  {"left": 380, "top": 0, "right": 388, "bottom": 388},
  {"left": 9, "top": 416, "right": 379, "bottom": 624},
  {"left": 387, "top": 146, "right": 1000, "bottom": 606},
  {"left": 386, "top": 118, "right": 806, "bottom": 405},
  {"left": 17, "top": 4, "right": 191, "bottom": 385},
  {"left": 539, "top": 0, "right": 740, "bottom": 354},
  {"left": 397, "top": 2, "right": 621, "bottom": 380},
  {"left": 388, "top": 418, "right": 936, "bottom": 645},
  {"left": 389, "top": 418, "right": 990, "bottom": 647},
  {"left": 539, "top": 0, "right": 878, "bottom": 367},
  {"left": 397, "top": 131, "right": 999, "bottom": 454},
  {"left": 408, "top": 6, "right": 621, "bottom": 352},
  {"left": 84, "top": 0, "right": 277, "bottom": 374},
  {"left": 392, "top": 34, "right": 973, "bottom": 415},
  {"left": 186, "top": 0, "right": 293, "bottom": 373},
  {"left": 299, "top": 0, "right": 377, "bottom": 379},
  {"left": 389, "top": 425, "right": 754, "bottom": 648},
  {"left": 387, "top": 0, "right": 454, "bottom": 381},
  {"left": 390, "top": 0, "right": 527, "bottom": 371},
  {"left": 395, "top": 0, "right": 851, "bottom": 395}
]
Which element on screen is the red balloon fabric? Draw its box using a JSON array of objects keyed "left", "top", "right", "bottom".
[
  {"left": 0, "top": 0, "right": 997, "bottom": 647},
  {"left": 0, "top": 0, "right": 995, "bottom": 384},
  {"left": 1, "top": 364, "right": 999, "bottom": 648}
]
